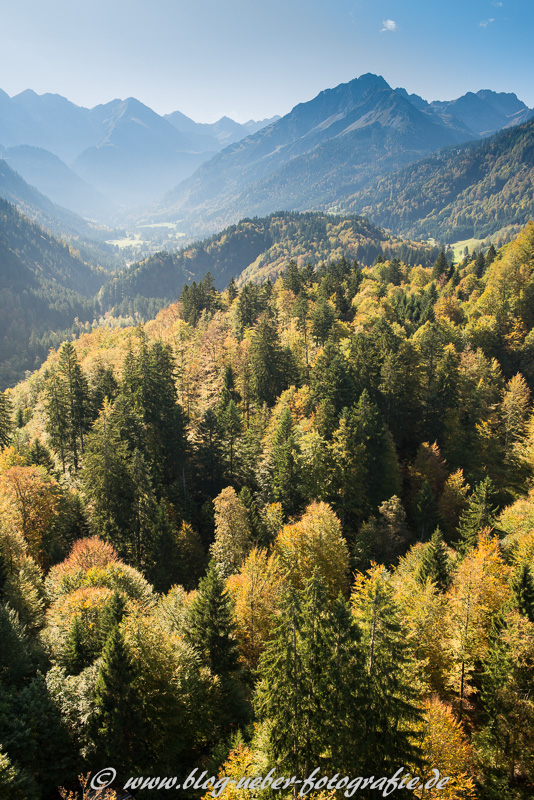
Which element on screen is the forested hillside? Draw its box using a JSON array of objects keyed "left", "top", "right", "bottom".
[
  {"left": 0, "top": 207, "right": 441, "bottom": 389},
  {"left": 0, "top": 199, "right": 109, "bottom": 387},
  {"left": 2, "top": 222, "right": 534, "bottom": 797},
  {"left": 342, "top": 118, "right": 534, "bottom": 242},
  {"left": 99, "top": 211, "right": 441, "bottom": 316}
]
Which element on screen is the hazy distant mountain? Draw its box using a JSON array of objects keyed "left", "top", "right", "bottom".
[
  {"left": 10, "top": 89, "right": 98, "bottom": 161},
  {"left": 165, "top": 110, "right": 280, "bottom": 151},
  {"left": 341, "top": 118, "right": 534, "bottom": 242},
  {"left": 0, "top": 89, "right": 280, "bottom": 211},
  {"left": 148, "top": 73, "right": 496, "bottom": 235},
  {"left": 430, "top": 90, "right": 533, "bottom": 136},
  {"left": 3, "top": 145, "right": 114, "bottom": 219},
  {"left": 71, "top": 97, "right": 216, "bottom": 205}
]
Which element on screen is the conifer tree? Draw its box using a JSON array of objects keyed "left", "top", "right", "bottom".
[
  {"left": 256, "top": 580, "right": 338, "bottom": 781},
  {"left": 194, "top": 407, "right": 224, "bottom": 497},
  {"left": 0, "top": 391, "right": 13, "bottom": 449},
  {"left": 188, "top": 560, "right": 239, "bottom": 676},
  {"left": 458, "top": 476, "right": 498, "bottom": 551},
  {"left": 269, "top": 406, "right": 301, "bottom": 515},
  {"left": 63, "top": 614, "right": 92, "bottom": 675},
  {"left": 352, "top": 566, "right": 423, "bottom": 776},
  {"left": 250, "top": 314, "right": 291, "bottom": 406},
  {"left": 57, "top": 341, "right": 91, "bottom": 471},
  {"left": 81, "top": 399, "right": 135, "bottom": 551},
  {"left": 44, "top": 370, "right": 69, "bottom": 473},
  {"left": 511, "top": 562, "right": 534, "bottom": 623},
  {"left": 414, "top": 480, "right": 441, "bottom": 542},
  {"left": 431, "top": 251, "right": 448, "bottom": 282},
  {"left": 92, "top": 624, "right": 145, "bottom": 773},
  {"left": 417, "top": 527, "right": 451, "bottom": 591},
  {"left": 219, "top": 399, "right": 242, "bottom": 482}
]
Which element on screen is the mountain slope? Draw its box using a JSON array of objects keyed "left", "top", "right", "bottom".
[
  {"left": 0, "top": 198, "right": 106, "bottom": 386},
  {"left": 3, "top": 145, "right": 114, "bottom": 219},
  {"left": 148, "top": 74, "right": 481, "bottom": 235},
  {"left": 341, "top": 118, "right": 534, "bottom": 242},
  {"left": 72, "top": 97, "right": 216, "bottom": 205},
  {"left": 430, "top": 90, "right": 533, "bottom": 136}
]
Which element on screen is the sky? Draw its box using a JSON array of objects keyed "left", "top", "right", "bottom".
[{"left": 1, "top": 0, "right": 533, "bottom": 123}]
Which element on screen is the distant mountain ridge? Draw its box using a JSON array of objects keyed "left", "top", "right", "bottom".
[
  {"left": 0, "top": 89, "right": 278, "bottom": 209},
  {"left": 340, "top": 117, "right": 534, "bottom": 242},
  {"left": 146, "top": 73, "right": 534, "bottom": 238}
]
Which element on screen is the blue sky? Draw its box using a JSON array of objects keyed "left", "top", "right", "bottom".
[{"left": 1, "top": 0, "right": 532, "bottom": 122}]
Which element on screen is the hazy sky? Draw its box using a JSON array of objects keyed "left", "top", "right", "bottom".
[{"left": 1, "top": 0, "right": 532, "bottom": 122}]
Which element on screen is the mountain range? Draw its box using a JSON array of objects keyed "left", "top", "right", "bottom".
[
  {"left": 1, "top": 76, "right": 532, "bottom": 228},
  {"left": 146, "top": 74, "right": 533, "bottom": 237},
  {"left": 0, "top": 89, "right": 278, "bottom": 210}
]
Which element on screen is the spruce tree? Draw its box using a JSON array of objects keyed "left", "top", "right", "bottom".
[
  {"left": 511, "top": 562, "right": 534, "bottom": 623},
  {"left": 0, "top": 391, "right": 13, "bottom": 448},
  {"left": 57, "top": 341, "right": 91, "bottom": 472},
  {"left": 414, "top": 480, "right": 441, "bottom": 542},
  {"left": 250, "top": 314, "right": 290, "bottom": 406},
  {"left": 431, "top": 251, "right": 448, "bottom": 281},
  {"left": 92, "top": 625, "right": 144, "bottom": 773},
  {"left": 417, "top": 527, "right": 451, "bottom": 591},
  {"left": 63, "top": 614, "right": 92, "bottom": 675},
  {"left": 458, "top": 476, "right": 498, "bottom": 551},
  {"left": 269, "top": 406, "right": 301, "bottom": 515},
  {"left": 187, "top": 561, "right": 239, "bottom": 676}
]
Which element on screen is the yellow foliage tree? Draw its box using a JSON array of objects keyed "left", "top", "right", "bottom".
[
  {"left": 227, "top": 548, "right": 284, "bottom": 668},
  {"left": 274, "top": 501, "right": 349, "bottom": 599},
  {"left": 0, "top": 465, "right": 60, "bottom": 567},
  {"left": 417, "top": 697, "right": 476, "bottom": 799},
  {"left": 445, "top": 533, "right": 511, "bottom": 716}
]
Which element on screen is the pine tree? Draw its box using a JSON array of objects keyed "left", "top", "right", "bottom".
[{"left": 417, "top": 527, "right": 451, "bottom": 591}]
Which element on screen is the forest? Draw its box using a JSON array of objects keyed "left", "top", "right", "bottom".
[{"left": 1, "top": 221, "right": 534, "bottom": 798}]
